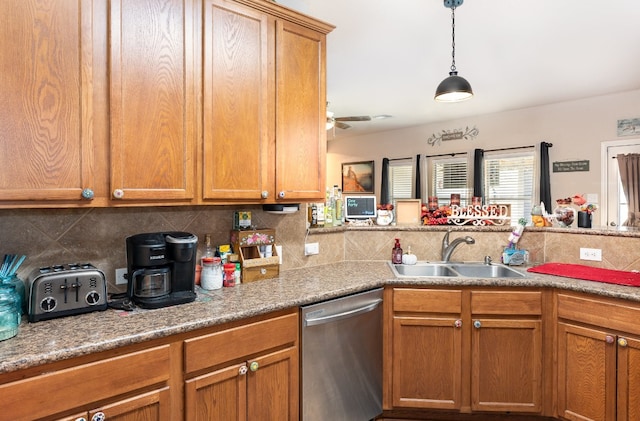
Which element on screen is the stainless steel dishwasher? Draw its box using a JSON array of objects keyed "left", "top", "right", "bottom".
[{"left": 301, "top": 288, "right": 383, "bottom": 421}]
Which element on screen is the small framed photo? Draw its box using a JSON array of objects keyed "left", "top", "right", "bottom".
[{"left": 342, "top": 161, "right": 374, "bottom": 194}]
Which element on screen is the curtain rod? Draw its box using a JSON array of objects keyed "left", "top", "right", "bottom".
[
  {"left": 388, "top": 157, "right": 412, "bottom": 161},
  {"left": 425, "top": 152, "right": 468, "bottom": 158},
  {"left": 483, "top": 145, "right": 535, "bottom": 153}
]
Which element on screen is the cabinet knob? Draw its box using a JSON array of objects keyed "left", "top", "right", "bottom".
[
  {"left": 91, "top": 412, "right": 106, "bottom": 421},
  {"left": 81, "top": 188, "right": 94, "bottom": 200},
  {"left": 278, "top": 191, "right": 285, "bottom": 198},
  {"left": 454, "top": 319, "right": 462, "bottom": 328},
  {"left": 249, "top": 361, "right": 259, "bottom": 372},
  {"left": 112, "top": 189, "right": 124, "bottom": 199},
  {"left": 238, "top": 365, "right": 248, "bottom": 375},
  {"left": 618, "top": 337, "right": 628, "bottom": 347},
  {"left": 260, "top": 268, "right": 267, "bottom": 275},
  {"left": 605, "top": 335, "right": 615, "bottom": 344},
  {"left": 473, "top": 320, "right": 482, "bottom": 329},
  {"left": 261, "top": 191, "right": 269, "bottom": 199}
]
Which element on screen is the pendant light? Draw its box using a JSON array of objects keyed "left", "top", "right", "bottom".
[{"left": 434, "top": 0, "right": 473, "bottom": 102}]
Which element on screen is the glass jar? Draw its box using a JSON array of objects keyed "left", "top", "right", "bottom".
[
  {"left": 201, "top": 257, "right": 222, "bottom": 290},
  {"left": 0, "top": 284, "right": 19, "bottom": 341},
  {"left": 1, "top": 274, "right": 25, "bottom": 315},
  {"left": 554, "top": 202, "right": 576, "bottom": 227}
]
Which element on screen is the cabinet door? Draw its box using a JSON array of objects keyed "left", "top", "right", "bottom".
[
  {"left": 557, "top": 322, "right": 616, "bottom": 421},
  {"left": 88, "top": 387, "right": 170, "bottom": 421},
  {"left": 0, "top": 0, "right": 95, "bottom": 202},
  {"left": 247, "top": 347, "right": 299, "bottom": 420},
  {"left": 185, "top": 363, "right": 248, "bottom": 421},
  {"left": 202, "top": 0, "right": 272, "bottom": 201},
  {"left": 617, "top": 335, "right": 640, "bottom": 421},
  {"left": 109, "top": 0, "right": 196, "bottom": 202},
  {"left": 274, "top": 19, "right": 326, "bottom": 201},
  {"left": 392, "top": 316, "right": 462, "bottom": 410},
  {"left": 471, "top": 318, "right": 542, "bottom": 413}
]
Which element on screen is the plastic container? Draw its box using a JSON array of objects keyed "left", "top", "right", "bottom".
[
  {"left": 0, "top": 284, "right": 19, "bottom": 341},
  {"left": 201, "top": 257, "right": 222, "bottom": 290},
  {"left": 392, "top": 238, "right": 403, "bottom": 264}
]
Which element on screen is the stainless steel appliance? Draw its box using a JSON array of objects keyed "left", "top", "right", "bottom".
[
  {"left": 301, "top": 288, "right": 383, "bottom": 421},
  {"left": 126, "top": 231, "right": 198, "bottom": 309},
  {"left": 27, "top": 263, "right": 107, "bottom": 322}
]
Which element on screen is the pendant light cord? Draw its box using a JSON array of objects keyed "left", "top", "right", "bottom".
[{"left": 450, "top": 7, "right": 457, "bottom": 73}]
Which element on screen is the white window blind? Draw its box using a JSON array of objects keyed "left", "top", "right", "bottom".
[
  {"left": 389, "top": 159, "right": 413, "bottom": 202},
  {"left": 430, "top": 156, "right": 469, "bottom": 206},
  {"left": 483, "top": 151, "right": 535, "bottom": 224}
]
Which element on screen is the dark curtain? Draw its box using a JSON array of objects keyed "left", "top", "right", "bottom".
[
  {"left": 415, "top": 154, "right": 422, "bottom": 200},
  {"left": 380, "top": 157, "right": 390, "bottom": 204},
  {"left": 617, "top": 153, "right": 640, "bottom": 226},
  {"left": 473, "top": 149, "right": 484, "bottom": 202},
  {"left": 540, "top": 142, "right": 553, "bottom": 212}
]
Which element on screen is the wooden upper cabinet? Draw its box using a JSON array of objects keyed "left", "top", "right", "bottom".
[
  {"left": 109, "top": 0, "right": 196, "bottom": 202},
  {"left": 202, "top": 0, "right": 272, "bottom": 201},
  {"left": 0, "top": 0, "right": 95, "bottom": 203},
  {"left": 202, "top": 0, "right": 332, "bottom": 203},
  {"left": 275, "top": 20, "right": 327, "bottom": 201}
]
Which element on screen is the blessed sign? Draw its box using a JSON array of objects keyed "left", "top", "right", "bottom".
[{"left": 552, "top": 160, "right": 590, "bottom": 173}]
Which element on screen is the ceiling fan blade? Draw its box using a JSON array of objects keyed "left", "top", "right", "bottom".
[
  {"left": 335, "top": 121, "right": 351, "bottom": 129},
  {"left": 335, "top": 116, "right": 371, "bottom": 122}
]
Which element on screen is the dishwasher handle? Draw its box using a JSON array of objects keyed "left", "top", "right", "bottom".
[{"left": 304, "top": 298, "right": 382, "bottom": 327}]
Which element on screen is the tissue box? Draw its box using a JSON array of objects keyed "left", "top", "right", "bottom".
[{"left": 503, "top": 248, "right": 529, "bottom": 266}]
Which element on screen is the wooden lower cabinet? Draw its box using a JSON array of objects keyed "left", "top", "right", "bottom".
[
  {"left": 183, "top": 310, "right": 299, "bottom": 420},
  {"left": 557, "top": 292, "right": 640, "bottom": 421},
  {"left": 387, "top": 287, "right": 548, "bottom": 417},
  {"left": 0, "top": 345, "right": 172, "bottom": 421}
]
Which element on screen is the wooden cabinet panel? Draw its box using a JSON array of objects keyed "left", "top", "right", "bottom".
[
  {"left": 109, "top": 0, "right": 196, "bottom": 202},
  {"left": 471, "top": 319, "right": 542, "bottom": 413},
  {"left": 202, "top": 0, "right": 272, "bottom": 201},
  {"left": 393, "top": 288, "right": 462, "bottom": 314},
  {"left": 471, "top": 290, "right": 542, "bottom": 315},
  {"left": 274, "top": 20, "right": 326, "bottom": 201},
  {"left": 557, "top": 322, "right": 616, "bottom": 421},
  {"left": 89, "top": 387, "right": 171, "bottom": 421},
  {"left": 618, "top": 335, "right": 640, "bottom": 421},
  {"left": 392, "top": 315, "right": 462, "bottom": 410},
  {"left": 0, "top": 0, "right": 95, "bottom": 202},
  {"left": 185, "top": 363, "right": 248, "bottom": 421}
]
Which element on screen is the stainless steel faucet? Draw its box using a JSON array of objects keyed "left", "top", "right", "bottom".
[{"left": 441, "top": 229, "right": 475, "bottom": 262}]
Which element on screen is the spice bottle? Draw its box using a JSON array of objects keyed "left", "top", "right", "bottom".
[
  {"left": 223, "top": 263, "right": 236, "bottom": 287},
  {"left": 392, "top": 238, "right": 403, "bottom": 264}
]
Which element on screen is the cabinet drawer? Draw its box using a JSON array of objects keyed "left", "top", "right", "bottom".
[
  {"left": 0, "top": 345, "right": 170, "bottom": 421},
  {"left": 557, "top": 292, "right": 640, "bottom": 335},
  {"left": 393, "top": 288, "right": 462, "bottom": 313},
  {"left": 184, "top": 312, "right": 298, "bottom": 374},
  {"left": 471, "top": 290, "right": 542, "bottom": 315}
]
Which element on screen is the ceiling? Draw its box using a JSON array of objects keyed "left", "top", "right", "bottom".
[{"left": 276, "top": 0, "right": 640, "bottom": 139}]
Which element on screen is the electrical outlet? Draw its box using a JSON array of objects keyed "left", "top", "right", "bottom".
[
  {"left": 304, "top": 242, "right": 320, "bottom": 256},
  {"left": 115, "top": 268, "right": 128, "bottom": 285},
  {"left": 580, "top": 247, "right": 602, "bottom": 261}
]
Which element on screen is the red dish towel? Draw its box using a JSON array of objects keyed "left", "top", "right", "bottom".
[{"left": 527, "top": 263, "right": 640, "bottom": 287}]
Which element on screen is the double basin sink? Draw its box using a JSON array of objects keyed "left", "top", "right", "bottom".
[{"left": 389, "top": 261, "right": 528, "bottom": 279}]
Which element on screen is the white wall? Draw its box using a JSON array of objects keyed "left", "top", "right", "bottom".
[{"left": 327, "top": 89, "right": 640, "bottom": 224}]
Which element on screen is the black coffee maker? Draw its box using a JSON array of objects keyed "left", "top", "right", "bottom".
[{"left": 126, "top": 231, "right": 198, "bottom": 309}]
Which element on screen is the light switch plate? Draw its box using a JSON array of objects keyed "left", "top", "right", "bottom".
[{"left": 305, "top": 242, "right": 319, "bottom": 256}]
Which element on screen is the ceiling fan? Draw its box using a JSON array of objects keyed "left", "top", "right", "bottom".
[{"left": 326, "top": 111, "right": 371, "bottom": 130}]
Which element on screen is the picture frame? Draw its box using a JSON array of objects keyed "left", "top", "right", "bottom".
[{"left": 342, "top": 161, "right": 374, "bottom": 194}]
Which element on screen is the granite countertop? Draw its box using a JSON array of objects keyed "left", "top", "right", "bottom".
[{"left": 2, "top": 260, "right": 640, "bottom": 375}]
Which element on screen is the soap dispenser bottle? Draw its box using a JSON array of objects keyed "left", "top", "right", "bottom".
[{"left": 392, "top": 238, "right": 403, "bottom": 264}]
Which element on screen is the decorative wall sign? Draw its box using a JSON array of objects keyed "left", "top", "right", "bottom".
[
  {"left": 617, "top": 118, "right": 640, "bottom": 136},
  {"left": 447, "top": 204, "right": 511, "bottom": 226},
  {"left": 427, "top": 126, "right": 479, "bottom": 146},
  {"left": 552, "top": 160, "right": 590, "bottom": 173}
]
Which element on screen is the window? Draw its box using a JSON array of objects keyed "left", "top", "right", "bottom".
[
  {"left": 429, "top": 156, "right": 469, "bottom": 207},
  {"left": 483, "top": 151, "right": 535, "bottom": 224},
  {"left": 389, "top": 159, "right": 413, "bottom": 203},
  {"left": 602, "top": 139, "right": 640, "bottom": 226}
]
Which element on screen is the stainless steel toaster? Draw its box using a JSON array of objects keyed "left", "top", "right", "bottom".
[{"left": 27, "top": 263, "right": 108, "bottom": 322}]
